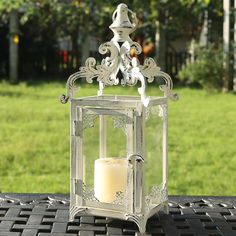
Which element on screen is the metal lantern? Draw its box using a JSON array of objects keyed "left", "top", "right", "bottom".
[{"left": 60, "top": 3, "right": 178, "bottom": 233}]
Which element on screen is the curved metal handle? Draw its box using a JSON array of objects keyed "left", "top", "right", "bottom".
[
  {"left": 128, "top": 9, "right": 138, "bottom": 33},
  {"left": 111, "top": 4, "right": 138, "bottom": 33}
]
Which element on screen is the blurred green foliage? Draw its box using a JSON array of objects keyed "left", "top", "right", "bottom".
[
  {"left": 178, "top": 44, "right": 224, "bottom": 90},
  {"left": 0, "top": 0, "right": 222, "bottom": 40}
]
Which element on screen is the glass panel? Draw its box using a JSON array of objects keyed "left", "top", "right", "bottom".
[
  {"left": 145, "top": 105, "right": 164, "bottom": 204},
  {"left": 82, "top": 110, "right": 128, "bottom": 206},
  {"left": 106, "top": 115, "right": 127, "bottom": 158},
  {"left": 83, "top": 113, "right": 99, "bottom": 189}
]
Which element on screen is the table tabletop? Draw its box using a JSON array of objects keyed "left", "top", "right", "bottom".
[{"left": 0, "top": 194, "right": 236, "bottom": 236}]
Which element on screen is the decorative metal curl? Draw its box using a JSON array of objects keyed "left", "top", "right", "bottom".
[{"left": 60, "top": 3, "right": 178, "bottom": 106}]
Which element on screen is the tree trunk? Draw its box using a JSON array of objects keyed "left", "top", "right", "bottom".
[
  {"left": 223, "top": 0, "right": 230, "bottom": 92},
  {"left": 234, "top": 0, "right": 236, "bottom": 91},
  {"left": 81, "top": 33, "right": 90, "bottom": 65},
  {"left": 155, "top": 19, "right": 166, "bottom": 71},
  {"left": 9, "top": 10, "right": 19, "bottom": 84},
  {"left": 199, "top": 10, "right": 209, "bottom": 48}
]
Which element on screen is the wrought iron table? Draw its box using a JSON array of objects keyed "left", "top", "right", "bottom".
[{"left": 0, "top": 194, "right": 236, "bottom": 236}]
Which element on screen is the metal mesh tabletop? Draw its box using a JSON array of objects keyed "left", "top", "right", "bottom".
[{"left": 0, "top": 194, "right": 236, "bottom": 236}]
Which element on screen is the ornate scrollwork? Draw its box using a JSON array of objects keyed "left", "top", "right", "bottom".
[
  {"left": 125, "top": 213, "right": 147, "bottom": 234},
  {"left": 60, "top": 3, "right": 178, "bottom": 106},
  {"left": 83, "top": 113, "right": 99, "bottom": 129},
  {"left": 140, "top": 57, "right": 178, "bottom": 101},
  {"left": 82, "top": 183, "right": 126, "bottom": 205},
  {"left": 145, "top": 184, "right": 167, "bottom": 210},
  {"left": 145, "top": 105, "right": 160, "bottom": 120},
  {"left": 80, "top": 42, "right": 120, "bottom": 86},
  {"left": 69, "top": 206, "right": 87, "bottom": 221},
  {"left": 112, "top": 190, "right": 127, "bottom": 205},
  {"left": 111, "top": 115, "right": 127, "bottom": 135},
  {"left": 82, "top": 184, "right": 99, "bottom": 202}
]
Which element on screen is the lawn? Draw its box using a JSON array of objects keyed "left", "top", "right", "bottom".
[{"left": 0, "top": 80, "right": 236, "bottom": 195}]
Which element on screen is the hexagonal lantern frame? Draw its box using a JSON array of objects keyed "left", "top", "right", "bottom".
[{"left": 60, "top": 3, "right": 178, "bottom": 233}]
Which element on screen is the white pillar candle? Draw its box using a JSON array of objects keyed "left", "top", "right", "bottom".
[{"left": 94, "top": 157, "right": 128, "bottom": 203}]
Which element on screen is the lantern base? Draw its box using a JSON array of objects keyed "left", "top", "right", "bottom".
[{"left": 69, "top": 201, "right": 169, "bottom": 234}]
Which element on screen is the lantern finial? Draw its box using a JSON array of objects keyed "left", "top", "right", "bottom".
[{"left": 109, "top": 3, "right": 137, "bottom": 43}]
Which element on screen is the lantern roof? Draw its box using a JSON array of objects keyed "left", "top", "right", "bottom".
[{"left": 60, "top": 3, "right": 178, "bottom": 107}]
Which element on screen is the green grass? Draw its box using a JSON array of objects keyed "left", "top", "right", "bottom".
[{"left": 0, "top": 80, "right": 236, "bottom": 195}]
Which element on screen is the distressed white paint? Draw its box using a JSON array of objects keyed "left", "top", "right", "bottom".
[{"left": 62, "top": 3, "right": 178, "bottom": 233}]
